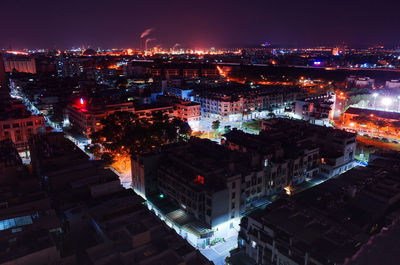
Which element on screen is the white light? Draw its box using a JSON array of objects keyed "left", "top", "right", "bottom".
[
  {"left": 372, "top": 93, "right": 378, "bottom": 98},
  {"left": 251, "top": 240, "right": 257, "bottom": 248},
  {"left": 382, "top": 98, "right": 392, "bottom": 106}
]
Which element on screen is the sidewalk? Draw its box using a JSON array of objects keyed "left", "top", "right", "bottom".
[{"left": 200, "top": 236, "right": 238, "bottom": 265}]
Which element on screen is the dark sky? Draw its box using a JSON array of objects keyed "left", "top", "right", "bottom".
[{"left": 1, "top": 0, "right": 400, "bottom": 49}]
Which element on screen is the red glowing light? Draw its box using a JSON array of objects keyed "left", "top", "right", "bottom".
[
  {"left": 194, "top": 175, "right": 204, "bottom": 184},
  {"left": 6, "top": 50, "right": 29, "bottom": 55}
]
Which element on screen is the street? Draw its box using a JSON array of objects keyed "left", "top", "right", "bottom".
[{"left": 200, "top": 236, "right": 238, "bottom": 265}]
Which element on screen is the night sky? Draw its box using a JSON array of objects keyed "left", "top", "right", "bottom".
[{"left": 1, "top": 0, "right": 400, "bottom": 49}]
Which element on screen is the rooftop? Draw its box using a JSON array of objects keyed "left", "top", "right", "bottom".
[{"left": 345, "top": 107, "right": 400, "bottom": 121}]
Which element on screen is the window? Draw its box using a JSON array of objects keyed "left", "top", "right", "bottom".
[
  {"left": 26, "top": 121, "right": 33, "bottom": 126},
  {"left": 232, "top": 182, "right": 236, "bottom": 189},
  {"left": 232, "top": 192, "right": 235, "bottom": 199},
  {"left": 3, "top": 124, "right": 10, "bottom": 129},
  {"left": 232, "top": 202, "right": 235, "bottom": 209},
  {"left": 12, "top": 123, "right": 19, "bottom": 128},
  {"left": 251, "top": 240, "right": 257, "bottom": 248},
  {"left": 0, "top": 216, "right": 33, "bottom": 231}
]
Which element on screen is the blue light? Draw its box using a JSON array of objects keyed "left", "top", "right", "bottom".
[{"left": 314, "top": 61, "right": 322, "bottom": 66}]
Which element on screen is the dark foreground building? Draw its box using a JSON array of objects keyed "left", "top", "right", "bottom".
[
  {"left": 0, "top": 133, "right": 212, "bottom": 265},
  {"left": 233, "top": 151, "right": 400, "bottom": 265}
]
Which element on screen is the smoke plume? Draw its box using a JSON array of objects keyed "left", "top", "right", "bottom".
[{"left": 140, "top": 28, "right": 153, "bottom": 39}]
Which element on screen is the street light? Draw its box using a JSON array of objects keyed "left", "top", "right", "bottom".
[
  {"left": 372, "top": 93, "right": 378, "bottom": 109},
  {"left": 382, "top": 97, "right": 392, "bottom": 110},
  {"left": 397, "top": 95, "right": 400, "bottom": 112}
]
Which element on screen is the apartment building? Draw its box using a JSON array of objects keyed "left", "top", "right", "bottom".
[
  {"left": 235, "top": 152, "right": 400, "bottom": 265},
  {"left": 26, "top": 133, "right": 212, "bottom": 265},
  {"left": 193, "top": 85, "right": 303, "bottom": 121},
  {"left": 262, "top": 119, "right": 356, "bottom": 178},
  {"left": 0, "top": 99, "right": 45, "bottom": 152}
]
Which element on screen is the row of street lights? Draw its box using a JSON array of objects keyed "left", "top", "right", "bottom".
[{"left": 372, "top": 93, "right": 400, "bottom": 111}]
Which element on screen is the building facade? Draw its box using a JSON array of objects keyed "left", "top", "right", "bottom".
[
  {"left": 4, "top": 56, "right": 36, "bottom": 74},
  {"left": 0, "top": 100, "right": 45, "bottom": 152},
  {"left": 235, "top": 151, "right": 400, "bottom": 265}
]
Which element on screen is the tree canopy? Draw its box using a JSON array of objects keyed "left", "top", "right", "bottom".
[
  {"left": 211, "top": 120, "right": 220, "bottom": 131},
  {"left": 86, "top": 111, "right": 191, "bottom": 165}
]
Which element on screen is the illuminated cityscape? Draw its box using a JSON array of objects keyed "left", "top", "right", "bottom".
[{"left": 1, "top": 1, "right": 400, "bottom": 265}]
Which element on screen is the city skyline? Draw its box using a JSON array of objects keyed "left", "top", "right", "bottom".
[
  {"left": 2, "top": 3, "right": 400, "bottom": 264},
  {"left": 1, "top": 0, "right": 400, "bottom": 49}
]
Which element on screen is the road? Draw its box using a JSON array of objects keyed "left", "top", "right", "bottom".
[
  {"left": 214, "top": 61, "right": 400, "bottom": 72},
  {"left": 200, "top": 236, "right": 238, "bottom": 265}
]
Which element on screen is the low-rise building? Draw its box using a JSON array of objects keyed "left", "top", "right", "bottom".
[
  {"left": 157, "top": 95, "right": 201, "bottom": 128},
  {"left": 132, "top": 138, "right": 269, "bottom": 247},
  {"left": 193, "top": 85, "right": 302, "bottom": 121},
  {"left": 222, "top": 128, "right": 319, "bottom": 191},
  {"left": 28, "top": 133, "right": 212, "bottom": 265},
  {"left": 235, "top": 151, "right": 400, "bottom": 265},
  {"left": 3, "top": 55, "right": 37, "bottom": 74},
  {"left": 346, "top": 76, "right": 375, "bottom": 89},
  {"left": 0, "top": 99, "right": 45, "bottom": 152},
  {"left": 0, "top": 140, "right": 62, "bottom": 265},
  {"left": 292, "top": 92, "right": 336, "bottom": 126},
  {"left": 262, "top": 118, "right": 356, "bottom": 178},
  {"left": 65, "top": 98, "right": 135, "bottom": 137},
  {"left": 385, "top": 79, "right": 400, "bottom": 91},
  {"left": 134, "top": 103, "right": 175, "bottom": 120}
]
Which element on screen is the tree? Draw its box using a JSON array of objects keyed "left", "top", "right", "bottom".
[
  {"left": 351, "top": 114, "right": 372, "bottom": 125},
  {"left": 101, "top": 152, "right": 115, "bottom": 166},
  {"left": 212, "top": 120, "right": 220, "bottom": 131},
  {"left": 268, "top": 112, "right": 276, "bottom": 119},
  {"left": 87, "top": 111, "right": 192, "bottom": 163}
]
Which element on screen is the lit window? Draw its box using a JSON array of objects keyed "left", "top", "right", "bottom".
[
  {"left": 251, "top": 240, "right": 257, "bottom": 248},
  {"left": 194, "top": 175, "right": 204, "bottom": 184}
]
